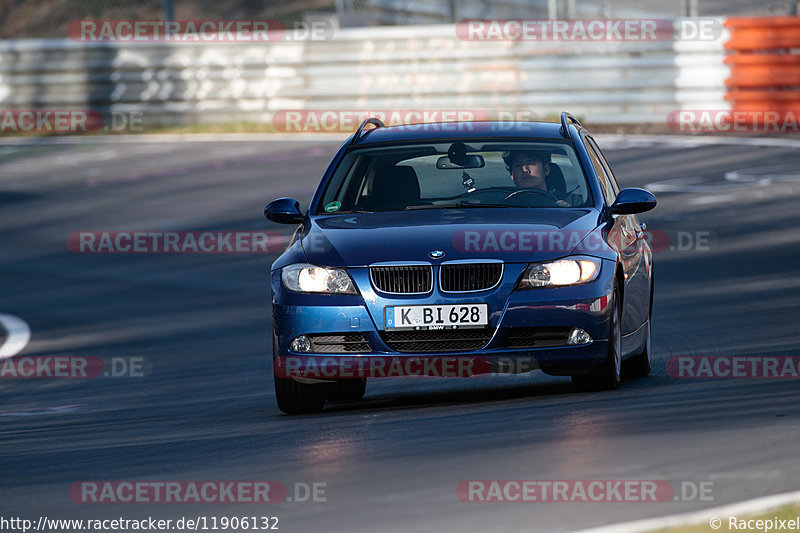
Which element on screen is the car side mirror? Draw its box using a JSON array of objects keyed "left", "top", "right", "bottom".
[
  {"left": 265, "top": 197, "right": 304, "bottom": 224},
  {"left": 608, "top": 188, "right": 657, "bottom": 215}
]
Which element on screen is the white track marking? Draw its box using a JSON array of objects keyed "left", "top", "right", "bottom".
[
  {"left": 647, "top": 162, "right": 800, "bottom": 196},
  {"left": 726, "top": 164, "right": 800, "bottom": 184},
  {"left": 597, "top": 134, "right": 800, "bottom": 149},
  {"left": 572, "top": 490, "right": 800, "bottom": 533},
  {"left": 688, "top": 194, "right": 736, "bottom": 205},
  {"left": 0, "top": 314, "right": 31, "bottom": 359}
]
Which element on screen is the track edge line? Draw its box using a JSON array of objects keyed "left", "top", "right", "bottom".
[{"left": 571, "top": 490, "right": 800, "bottom": 533}]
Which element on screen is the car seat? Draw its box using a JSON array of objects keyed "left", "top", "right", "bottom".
[{"left": 365, "top": 165, "right": 421, "bottom": 211}]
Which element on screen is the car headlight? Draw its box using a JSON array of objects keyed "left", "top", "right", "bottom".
[
  {"left": 282, "top": 264, "right": 357, "bottom": 294},
  {"left": 518, "top": 257, "right": 601, "bottom": 289}
]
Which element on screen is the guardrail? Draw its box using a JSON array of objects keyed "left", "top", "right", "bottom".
[{"left": 0, "top": 21, "right": 730, "bottom": 128}]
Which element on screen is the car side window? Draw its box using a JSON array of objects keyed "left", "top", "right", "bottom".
[
  {"left": 586, "top": 136, "right": 620, "bottom": 196},
  {"left": 584, "top": 137, "right": 617, "bottom": 205}
]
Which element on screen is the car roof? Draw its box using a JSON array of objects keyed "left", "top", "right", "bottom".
[{"left": 350, "top": 120, "right": 576, "bottom": 146}]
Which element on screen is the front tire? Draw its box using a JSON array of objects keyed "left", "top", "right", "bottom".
[
  {"left": 573, "top": 286, "right": 621, "bottom": 391},
  {"left": 273, "top": 328, "right": 325, "bottom": 414},
  {"left": 274, "top": 373, "right": 326, "bottom": 414},
  {"left": 625, "top": 319, "right": 652, "bottom": 378}
]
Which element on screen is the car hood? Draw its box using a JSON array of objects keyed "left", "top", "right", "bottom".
[{"left": 302, "top": 208, "right": 602, "bottom": 267}]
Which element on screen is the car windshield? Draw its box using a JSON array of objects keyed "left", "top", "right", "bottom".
[{"left": 316, "top": 141, "right": 593, "bottom": 214}]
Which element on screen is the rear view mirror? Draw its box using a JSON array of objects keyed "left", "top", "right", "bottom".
[{"left": 436, "top": 155, "right": 485, "bottom": 169}]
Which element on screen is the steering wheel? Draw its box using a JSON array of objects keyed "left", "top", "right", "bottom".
[{"left": 503, "top": 188, "right": 561, "bottom": 205}]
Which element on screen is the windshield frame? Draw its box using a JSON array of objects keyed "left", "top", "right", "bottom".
[{"left": 313, "top": 138, "right": 596, "bottom": 216}]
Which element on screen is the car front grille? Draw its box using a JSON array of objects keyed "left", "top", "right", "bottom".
[
  {"left": 370, "top": 263, "right": 502, "bottom": 293},
  {"left": 501, "top": 327, "right": 572, "bottom": 349},
  {"left": 440, "top": 263, "right": 503, "bottom": 292},
  {"left": 381, "top": 328, "right": 493, "bottom": 353},
  {"left": 308, "top": 333, "right": 371, "bottom": 353},
  {"left": 370, "top": 265, "right": 433, "bottom": 294}
]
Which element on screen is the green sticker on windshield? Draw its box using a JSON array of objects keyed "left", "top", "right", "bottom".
[{"left": 324, "top": 201, "right": 341, "bottom": 212}]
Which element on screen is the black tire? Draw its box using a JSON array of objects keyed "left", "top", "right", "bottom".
[
  {"left": 272, "top": 329, "right": 325, "bottom": 414},
  {"left": 625, "top": 319, "right": 652, "bottom": 378},
  {"left": 274, "top": 372, "right": 326, "bottom": 414},
  {"left": 327, "top": 378, "right": 367, "bottom": 402},
  {"left": 625, "top": 278, "right": 653, "bottom": 378},
  {"left": 573, "top": 286, "right": 622, "bottom": 391}
]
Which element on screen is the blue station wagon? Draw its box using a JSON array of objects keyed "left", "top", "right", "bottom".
[{"left": 266, "top": 113, "right": 656, "bottom": 414}]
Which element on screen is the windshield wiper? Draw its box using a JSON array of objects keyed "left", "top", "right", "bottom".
[
  {"left": 405, "top": 202, "right": 516, "bottom": 210},
  {"left": 459, "top": 203, "right": 517, "bottom": 208},
  {"left": 331, "top": 208, "right": 374, "bottom": 213}
]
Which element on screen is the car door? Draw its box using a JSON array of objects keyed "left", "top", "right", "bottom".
[{"left": 584, "top": 135, "right": 649, "bottom": 335}]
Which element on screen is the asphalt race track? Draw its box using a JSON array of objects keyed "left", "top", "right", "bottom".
[{"left": 1, "top": 135, "right": 799, "bottom": 532}]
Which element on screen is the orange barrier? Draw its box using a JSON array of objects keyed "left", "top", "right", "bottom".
[
  {"left": 726, "top": 55, "right": 800, "bottom": 88},
  {"left": 724, "top": 17, "right": 800, "bottom": 50},
  {"left": 723, "top": 17, "right": 800, "bottom": 125}
]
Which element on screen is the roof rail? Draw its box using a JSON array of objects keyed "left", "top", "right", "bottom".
[
  {"left": 559, "top": 112, "right": 582, "bottom": 139},
  {"left": 350, "top": 117, "right": 385, "bottom": 146}
]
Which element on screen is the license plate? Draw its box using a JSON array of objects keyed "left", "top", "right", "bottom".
[{"left": 385, "top": 304, "right": 489, "bottom": 330}]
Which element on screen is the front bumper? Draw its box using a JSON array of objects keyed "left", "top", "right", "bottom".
[{"left": 271, "top": 261, "right": 615, "bottom": 379}]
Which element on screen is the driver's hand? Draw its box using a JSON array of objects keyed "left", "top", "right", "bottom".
[{"left": 555, "top": 199, "right": 570, "bottom": 207}]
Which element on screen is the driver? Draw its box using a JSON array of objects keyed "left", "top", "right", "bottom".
[{"left": 502, "top": 150, "right": 570, "bottom": 206}]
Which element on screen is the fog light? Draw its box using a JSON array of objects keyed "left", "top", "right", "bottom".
[
  {"left": 567, "top": 328, "right": 592, "bottom": 345},
  {"left": 290, "top": 335, "right": 312, "bottom": 352}
]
